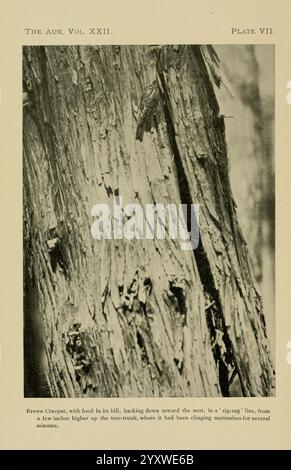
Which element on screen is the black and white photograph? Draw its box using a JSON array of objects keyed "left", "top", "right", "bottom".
[{"left": 23, "top": 44, "right": 275, "bottom": 398}]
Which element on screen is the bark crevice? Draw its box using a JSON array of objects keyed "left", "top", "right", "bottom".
[{"left": 156, "top": 53, "right": 245, "bottom": 397}]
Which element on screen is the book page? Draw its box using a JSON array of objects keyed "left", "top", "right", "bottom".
[{"left": 0, "top": 0, "right": 290, "bottom": 450}]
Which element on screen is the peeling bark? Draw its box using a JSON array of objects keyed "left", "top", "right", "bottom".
[{"left": 23, "top": 45, "right": 275, "bottom": 397}]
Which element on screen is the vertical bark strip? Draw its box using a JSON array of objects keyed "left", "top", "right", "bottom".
[
  {"left": 23, "top": 45, "right": 275, "bottom": 397},
  {"left": 215, "top": 45, "right": 275, "bottom": 351}
]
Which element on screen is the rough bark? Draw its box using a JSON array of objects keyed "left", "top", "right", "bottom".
[
  {"left": 216, "top": 45, "right": 275, "bottom": 353},
  {"left": 23, "top": 45, "right": 275, "bottom": 397}
]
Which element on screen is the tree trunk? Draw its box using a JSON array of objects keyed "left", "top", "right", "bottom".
[
  {"left": 23, "top": 45, "right": 275, "bottom": 397},
  {"left": 215, "top": 45, "right": 275, "bottom": 355}
]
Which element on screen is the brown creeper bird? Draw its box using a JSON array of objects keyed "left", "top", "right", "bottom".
[{"left": 136, "top": 80, "right": 161, "bottom": 142}]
